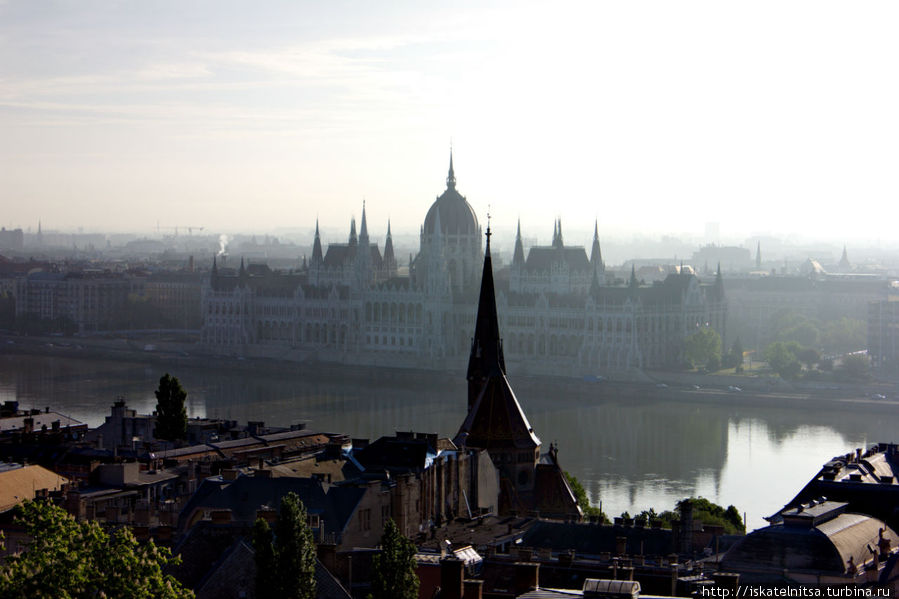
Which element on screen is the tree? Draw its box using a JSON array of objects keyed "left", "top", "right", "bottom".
[
  {"left": 683, "top": 328, "right": 722, "bottom": 371},
  {"left": 763, "top": 341, "right": 801, "bottom": 380},
  {"left": 822, "top": 318, "right": 866, "bottom": 354},
  {"left": 253, "top": 492, "right": 316, "bottom": 599},
  {"left": 725, "top": 338, "right": 745, "bottom": 372},
  {"left": 155, "top": 373, "right": 188, "bottom": 442},
  {"left": 840, "top": 353, "right": 870, "bottom": 380},
  {"left": 0, "top": 500, "right": 193, "bottom": 598},
  {"left": 369, "top": 519, "right": 419, "bottom": 599},
  {"left": 564, "top": 472, "right": 608, "bottom": 522},
  {"left": 797, "top": 347, "right": 821, "bottom": 371},
  {"left": 252, "top": 518, "right": 277, "bottom": 599}
]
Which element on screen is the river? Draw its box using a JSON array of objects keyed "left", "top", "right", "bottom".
[{"left": 0, "top": 352, "right": 893, "bottom": 531}]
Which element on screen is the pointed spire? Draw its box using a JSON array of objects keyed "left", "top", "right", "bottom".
[
  {"left": 512, "top": 219, "right": 525, "bottom": 267},
  {"left": 383, "top": 219, "right": 396, "bottom": 276},
  {"left": 311, "top": 219, "right": 323, "bottom": 264},
  {"left": 756, "top": 240, "right": 761, "bottom": 269},
  {"left": 211, "top": 256, "right": 219, "bottom": 291},
  {"left": 348, "top": 216, "right": 357, "bottom": 246},
  {"left": 467, "top": 225, "right": 506, "bottom": 406},
  {"left": 552, "top": 218, "right": 564, "bottom": 249},
  {"left": 359, "top": 200, "right": 369, "bottom": 244},
  {"left": 839, "top": 245, "right": 850, "bottom": 269},
  {"left": 446, "top": 148, "right": 456, "bottom": 190},
  {"left": 629, "top": 264, "right": 638, "bottom": 289},
  {"left": 590, "top": 220, "right": 603, "bottom": 271}
]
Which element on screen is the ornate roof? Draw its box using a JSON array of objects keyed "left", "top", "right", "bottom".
[{"left": 423, "top": 151, "right": 479, "bottom": 236}]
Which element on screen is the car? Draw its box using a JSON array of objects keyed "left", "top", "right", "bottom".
[
  {"left": 728, "top": 386, "right": 742, "bottom": 392},
  {"left": 692, "top": 384, "right": 702, "bottom": 390},
  {"left": 871, "top": 393, "right": 887, "bottom": 400},
  {"left": 655, "top": 383, "right": 668, "bottom": 389}
]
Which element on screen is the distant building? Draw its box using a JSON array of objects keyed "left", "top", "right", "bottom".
[
  {"left": 15, "top": 270, "right": 131, "bottom": 332},
  {"left": 868, "top": 298, "right": 899, "bottom": 371},
  {"left": 0, "top": 228, "right": 24, "bottom": 251},
  {"left": 200, "top": 154, "right": 727, "bottom": 376}
]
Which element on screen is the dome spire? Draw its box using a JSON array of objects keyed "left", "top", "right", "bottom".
[{"left": 447, "top": 147, "right": 456, "bottom": 190}]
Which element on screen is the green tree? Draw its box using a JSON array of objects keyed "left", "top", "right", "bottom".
[
  {"left": 564, "top": 472, "right": 608, "bottom": 522},
  {"left": 683, "top": 328, "right": 722, "bottom": 370},
  {"left": 763, "top": 341, "right": 801, "bottom": 380},
  {"left": 154, "top": 373, "right": 188, "bottom": 442},
  {"left": 278, "top": 493, "right": 317, "bottom": 599},
  {"left": 369, "top": 519, "right": 419, "bottom": 599},
  {"left": 840, "top": 353, "right": 870, "bottom": 380},
  {"left": 727, "top": 338, "right": 745, "bottom": 372},
  {"left": 0, "top": 500, "right": 192, "bottom": 598},
  {"left": 252, "top": 518, "right": 277, "bottom": 599},
  {"left": 797, "top": 347, "right": 821, "bottom": 371},
  {"left": 677, "top": 497, "right": 744, "bottom": 534},
  {"left": 822, "top": 318, "right": 866, "bottom": 354}
]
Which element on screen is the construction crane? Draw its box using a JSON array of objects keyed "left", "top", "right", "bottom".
[{"left": 155, "top": 223, "right": 206, "bottom": 236}]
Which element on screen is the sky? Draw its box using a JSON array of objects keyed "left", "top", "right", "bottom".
[{"left": 2, "top": 1, "right": 898, "bottom": 246}]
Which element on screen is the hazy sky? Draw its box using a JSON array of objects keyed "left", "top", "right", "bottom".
[{"left": 2, "top": 1, "right": 898, "bottom": 244}]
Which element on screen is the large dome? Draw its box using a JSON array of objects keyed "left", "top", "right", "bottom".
[{"left": 423, "top": 155, "right": 479, "bottom": 236}]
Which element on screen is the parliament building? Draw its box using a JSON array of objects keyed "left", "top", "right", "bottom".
[{"left": 201, "top": 154, "right": 727, "bottom": 376}]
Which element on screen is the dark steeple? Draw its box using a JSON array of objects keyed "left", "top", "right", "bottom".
[
  {"left": 383, "top": 219, "right": 396, "bottom": 275},
  {"left": 359, "top": 201, "right": 369, "bottom": 245},
  {"left": 552, "top": 218, "right": 564, "bottom": 249},
  {"left": 348, "top": 217, "right": 357, "bottom": 246},
  {"left": 466, "top": 224, "right": 506, "bottom": 409},
  {"left": 238, "top": 257, "right": 248, "bottom": 287},
  {"left": 447, "top": 149, "right": 456, "bottom": 190},
  {"left": 512, "top": 219, "right": 525, "bottom": 267},
  {"left": 211, "top": 256, "right": 219, "bottom": 290},
  {"left": 590, "top": 220, "right": 603, "bottom": 272},
  {"left": 756, "top": 241, "right": 761, "bottom": 269},
  {"left": 629, "top": 264, "right": 638, "bottom": 290},
  {"left": 311, "top": 219, "right": 323, "bottom": 264}
]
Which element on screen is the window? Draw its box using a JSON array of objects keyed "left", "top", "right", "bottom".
[{"left": 360, "top": 508, "right": 371, "bottom": 531}]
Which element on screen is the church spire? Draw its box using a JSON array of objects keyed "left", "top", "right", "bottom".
[
  {"left": 467, "top": 223, "right": 506, "bottom": 408},
  {"left": 590, "top": 220, "right": 603, "bottom": 272},
  {"left": 446, "top": 149, "right": 456, "bottom": 190},
  {"left": 348, "top": 216, "right": 357, "bottom": 246},
  {"left": 512, "top": 219, "right": 525, "bottom": 267},
  {"left": 552, "top": 218, "right": 564, "bottom": 249},
  {"left": 311, "top": 219, "right": 323, "bottom": 264},
  {"left": 359, "top": 201, "right": 369, "bottom": 244},
  {"left": 383, "top": 219, "right": 397, "bottom": 276}
]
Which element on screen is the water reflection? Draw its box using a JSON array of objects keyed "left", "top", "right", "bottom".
[{"left": 0, "top": 354, "right": 889, "bottom": 530}]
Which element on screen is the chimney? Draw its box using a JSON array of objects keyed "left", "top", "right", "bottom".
[
  {"left": 513, "top": 562, "right": 540, "bottom": 596},
  {"left": 440, "top": 557, "right": 464, "bottom": 599},
  {"left": 463, "top": 580, "right": 483, "bottom": 599}
]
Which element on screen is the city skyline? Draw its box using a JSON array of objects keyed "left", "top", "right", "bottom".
[{"left": 2, "top": 2, "right": 898, "bottom": 242}]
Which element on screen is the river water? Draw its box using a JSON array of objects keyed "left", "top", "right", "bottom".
[{"left": 0, "top": 353, "right": 892, "bottom": 531}]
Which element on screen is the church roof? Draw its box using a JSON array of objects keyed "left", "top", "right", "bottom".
[
  {"left": 322, "top": 243, "right": 382, "bottom": 268},
  {"left": 456, "top": 372, "right": 540, "bottom": 451},
  {"left": 524, "top": 247, "right": 590, "bottom": 272}
]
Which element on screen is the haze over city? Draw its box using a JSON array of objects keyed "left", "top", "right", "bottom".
[{"left": 2, "top": 1, "right": 898, "bottom": 244}]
